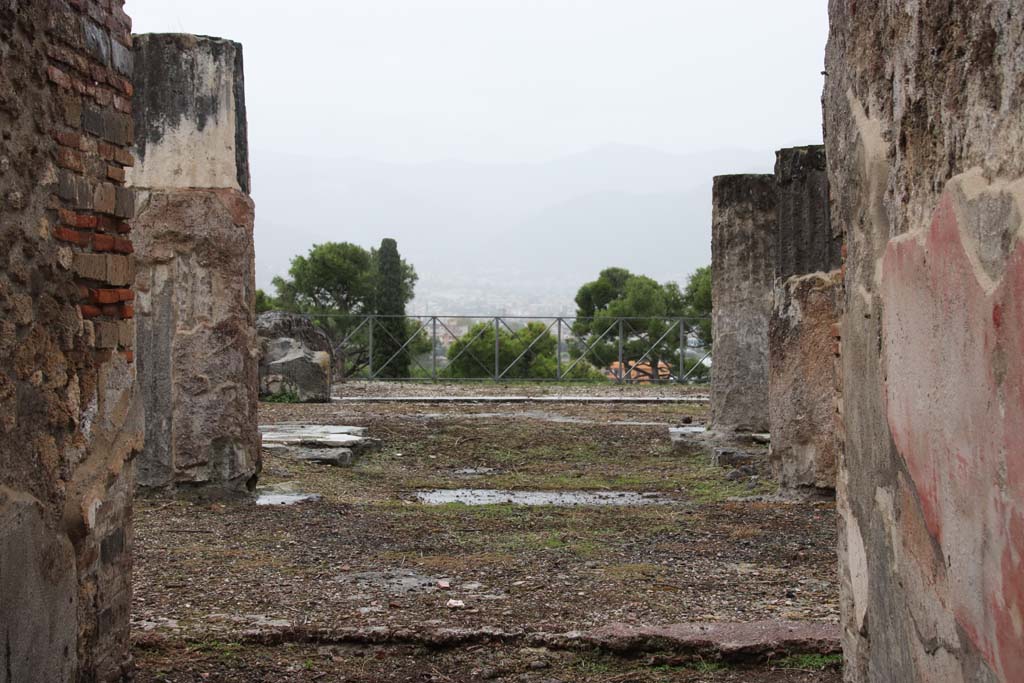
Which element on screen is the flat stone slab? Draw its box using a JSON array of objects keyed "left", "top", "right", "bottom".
[
  {"left": 291, "top": 448, "right": 353, "bottom": 467},
  {"left": 260, "top": 424, "right": 378, "bottom": 454},
  {"left": 333, "top": 395, "right": 709, "bottom": 404},
  {"left": 586, "top": 620, "right": 841, "bottom": 656},
  {"left": 414, "top": 489, "right": 675, "bottom": 507}
]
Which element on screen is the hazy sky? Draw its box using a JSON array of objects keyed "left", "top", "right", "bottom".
[
  {"left": 130, "top": 1, "right": 826, "bottom": 163},
  {"left": 126, "top": 1, "right": 829, "bottom": 303}
]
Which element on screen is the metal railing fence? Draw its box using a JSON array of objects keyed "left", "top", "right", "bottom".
[{"left": 300, "top": 314, "right": 711, "bottom": 383}]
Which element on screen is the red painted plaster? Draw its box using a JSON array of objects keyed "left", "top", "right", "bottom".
[{"left": 882, "top": 186, "right": 1024, "bottom": 679}]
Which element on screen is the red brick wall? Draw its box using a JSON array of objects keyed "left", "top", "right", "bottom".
[
  {"left": 47, "top": 0, "right": 136, "bottom": 364},
  {"left": 0, "top": 1, "right": 140, "bottom": 680}
]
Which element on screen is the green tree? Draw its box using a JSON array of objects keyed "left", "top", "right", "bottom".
[
  {"left": 681, "top": 265, "right": 712, "bottom": 346},
  {"left": 444, "top": 321, "right": 601, "bottom": 380},
  {"left": 570, "top": 267, "right": 688, "bottom": 381},
  {"left": 269, "top": 242, "right": 417, "bottom": 376},
  {"left": 372, "top": 238, "right": 411, "bottom": 378},
  {"left": 255, "top": 289, "right": 276, "bottom": 314}
]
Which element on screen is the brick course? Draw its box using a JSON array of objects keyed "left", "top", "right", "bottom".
[{"left": 0, "top": 1, "right": 140, "bottom": 681}]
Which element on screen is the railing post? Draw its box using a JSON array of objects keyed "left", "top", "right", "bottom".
[
  {"left": 431, "top": 316, "right": 437, "bottom": 381},
  {"left": 556, "top": 317, "right": 562, "bottom": 381},
  {"left": 494, "top": 317, "right": 500, "bottom": 380},
  {"left": 678, "top": 319, "right": 685, "bottom": 384},
  {"left": 368, "top": 315, "right": 374, "bottom": 378},
  {"left": 617, "top": 319, "right": 624, "bottom": 384}
]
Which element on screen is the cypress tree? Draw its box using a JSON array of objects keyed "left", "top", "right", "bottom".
[{"left": 373, "top": 238, "right": 409, "bottom": 377}]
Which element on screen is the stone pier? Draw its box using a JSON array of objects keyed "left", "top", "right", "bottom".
[
  {"left": 0, "top": 2, "right": 141, "bottom": 680},
  {"left": 130, "top": 34, "right": 260, "bottom": 494},
  {"left": 825, "top": 3, "right": 1024, "bottom": 681},
  {"left": 710, "top": 174, "right": 776, "bottom": 434},
  {"left": 768, "top": 146, "right": 842, "bottom": 492}
]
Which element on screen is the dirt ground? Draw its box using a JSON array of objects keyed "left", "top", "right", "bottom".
[{"left": 132, "top": 387, "right": 840, "bottom": 682}]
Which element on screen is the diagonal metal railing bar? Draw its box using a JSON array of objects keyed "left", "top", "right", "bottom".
[
  {"left": 435, "top": 317, "right": 494, "bottom": 378},
  {"left": 299, "top": 313, "right": 710, "bottom": 382},
  {"left": 560, "top": 319, "right": 620, "bottom": 377},
  {"left": 369, "top": 318, "right": 434, "bottom": 379},
  {"left": 680, "top": 349, "right": 713, "bottom": 382},
  {"left": 498, "top": 317, "right": 560, "bottom": 380},
  {"left": 330, "top": 316, "right": 369, "bottom": 359},
  {"left": 618, "top": 322, "right": 679, "bottom": 382}
]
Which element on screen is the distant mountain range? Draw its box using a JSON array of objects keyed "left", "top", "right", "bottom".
[{"left": 252, "top": 143, "right": 783, "bottom": 313}]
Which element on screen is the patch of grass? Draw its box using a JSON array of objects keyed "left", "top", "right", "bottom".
[
  {"left": 262, "top": 390, "right": 300, "bottom": 403},
  {"left": 673, "top": 453, "right": 778, "bottom": 503},
  {"left": 573, "top": 656, "right": 614, "bottom": 674},
  {"left": 188, "top": 640, "right": 245, "bottom": 665},
  {"left": 774, "top": 653, "right": 843, "bottom": 670}
]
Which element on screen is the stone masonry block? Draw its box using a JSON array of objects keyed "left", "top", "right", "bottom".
[{"left": 73, "top": 253, "right": 108, "bottom": 281}]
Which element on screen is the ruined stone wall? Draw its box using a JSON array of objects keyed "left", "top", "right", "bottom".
[
  {"left": 768, "top": 146, "right": 842, "bottom": 492},
  {"left": 825, "top": 2, "right": 1024, "bottom": 680},
  {"left": 130, "top": 34, "right": 259, "bottom": 495},
  {"left": 0, "top": 1, "right": 140, "bottom": 680},
  {"left": 710, "top": 174, "right": 776, "bottom": 434}
]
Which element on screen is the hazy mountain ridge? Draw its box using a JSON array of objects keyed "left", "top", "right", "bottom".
[{"left": 252, "top": 143, "right": 778, "bottom": 313}]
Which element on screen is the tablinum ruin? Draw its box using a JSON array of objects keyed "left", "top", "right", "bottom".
[{"left": 3, "top": 1, "right": 1024, "bottom": 681}]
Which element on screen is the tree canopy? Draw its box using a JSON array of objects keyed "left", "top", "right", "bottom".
[
  {"left": 570, "top": 266, "right": 708, "bottom": 381},
  {"left": 681, "top": 265, "right": 712, "bottom": 345},
  {"left": 260, "top": 241, "right": 418, "bottom": 376},
  {"left": 444, "top": 321, "right": 601, "bottom": 380}
]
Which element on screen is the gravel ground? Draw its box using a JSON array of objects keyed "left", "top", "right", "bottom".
[{"left": 132, "top": 389, "right": 839, "bottom": 682}]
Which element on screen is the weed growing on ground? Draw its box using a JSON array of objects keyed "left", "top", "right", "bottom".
[{"left": 774, "top": 654, "right": 843, "bottom": 670}]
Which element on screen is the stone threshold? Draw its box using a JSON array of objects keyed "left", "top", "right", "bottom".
[
  {"left": 138, "top": 620, "right": 838, "bottom": 662},
  {"left": 332, "top": 395, "right": 709, "bottom": 404}
]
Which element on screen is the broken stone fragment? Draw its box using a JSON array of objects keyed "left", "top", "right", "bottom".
[
  {"left": 711, "top": 448, "right": 753, "bottom": 468},
  {"left": 257, "top": 311, "right": 334, "bottom": 403}
]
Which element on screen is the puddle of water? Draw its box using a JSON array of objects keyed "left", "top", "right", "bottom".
[
  {"left": 670, "top": 426, "right": 707, "bottom": 435},
  {"left": 256, "top": 493, "right": 321, "bottom": 506},
  {"left": 414, "top": 488, "right": 674, "bottom": 507},
  {"left": 255, "top": 482, "right": 322, "bottom": 506},
  {"left": 669, "top": 426, "right": 707, "bottom": 444}
]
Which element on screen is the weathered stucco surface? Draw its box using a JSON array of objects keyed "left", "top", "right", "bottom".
[
  {"left": 824, "top": 2, "right": 1024, "bottom": 680},
  {"left": 132, "top": 34, "right": 260, "bottom": 495},
  {"left": 128, "top": 34, "right": 249, "bottom": 193},
  {"left": 710, "top": 174, "right": 776, "bottom": 434},
  {"left": 769, "top": 146, "right": 842, "bottom": 492},
  {"left": 768, "top": 271, "right": 841, "bottom": 492},
  {"left": 0, "top": 2, "right": 140, "bottom": 679}
]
